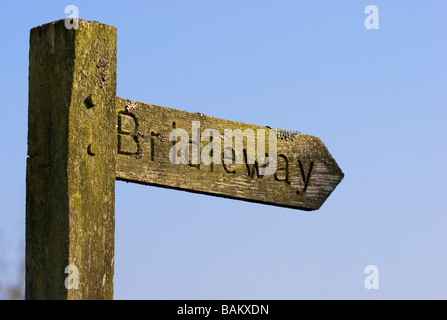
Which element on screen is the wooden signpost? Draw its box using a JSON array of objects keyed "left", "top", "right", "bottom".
[
  {"left": 26, "top": 20, "right": 343, "bottom": 300},
  {"left": 116, "top": 97, "right": 343, "bottom": 210}
]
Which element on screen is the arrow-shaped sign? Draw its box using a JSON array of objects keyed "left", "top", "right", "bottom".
[{"left": 115, "top": 97, "right": 343, "bottom": 210}]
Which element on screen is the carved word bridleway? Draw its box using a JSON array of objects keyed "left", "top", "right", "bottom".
[{"left": 115, "top": 98, "right": 343, "bottom": 210}]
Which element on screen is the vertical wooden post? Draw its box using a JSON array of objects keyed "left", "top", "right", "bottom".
[{"left": 26, "top": 20, "right": 117, "bottom": 299}]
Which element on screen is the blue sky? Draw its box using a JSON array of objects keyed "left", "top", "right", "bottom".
[{"left": 0, "top": 0, "right": 446, "bottom": 299}]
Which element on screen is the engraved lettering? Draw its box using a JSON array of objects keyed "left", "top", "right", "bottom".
[
  {"left": 188, "top": 136, "right": 200, "bottom": 170},
  {"left": 243, "top": 149, "right": 263, "bottom": 179},
  {"left": 201, "top": 129, "right": 221, "bottom": 165},
  {"left": 150, "top": 132, "right": 158, "bottom": 162},
  {"left": 274, "top": 154, "right": 290, "bottom": 184},
  {"left": 224, "top": 129, "right": 255, "bottom": 164},
  {"left": 222, "top": 147, "right": 236, "bottom": 174},
  {"left": 169, "top": 125, "right": 189, "bottom": 164},
  {"left": 297, "top": 160, "right": 314, "bottom": 194},
  {"left": 117, "top": 111, "right": 141, "bottom": 156}
]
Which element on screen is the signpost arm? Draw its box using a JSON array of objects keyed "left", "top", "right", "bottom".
[{"left": 26, "top": 20, "right": 117, "bottom": 299}]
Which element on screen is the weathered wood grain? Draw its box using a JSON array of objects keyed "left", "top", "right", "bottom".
[
  {"left": 115, "top": 98, "right": 343, "bottom": 210},
  {"left": 27, "top": 20, "right": 116, "bottom": 299},
  {"left": 26, "top": 18, "right": 344, "bottom": 300}
]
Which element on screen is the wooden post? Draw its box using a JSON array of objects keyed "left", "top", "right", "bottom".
[
  {"left": 26, "top": 20, "right": 117, "bottom": 299},
  {"left": 26, "top": 18, "right": 343, "bottom": 299}
]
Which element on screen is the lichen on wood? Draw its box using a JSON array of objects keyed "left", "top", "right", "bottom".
[
  {"left": 26, "top": 19, "right": 116, "bottom": 300},
  {"left": 115, "top": 98, "right": 343, "bottom": 211}
]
